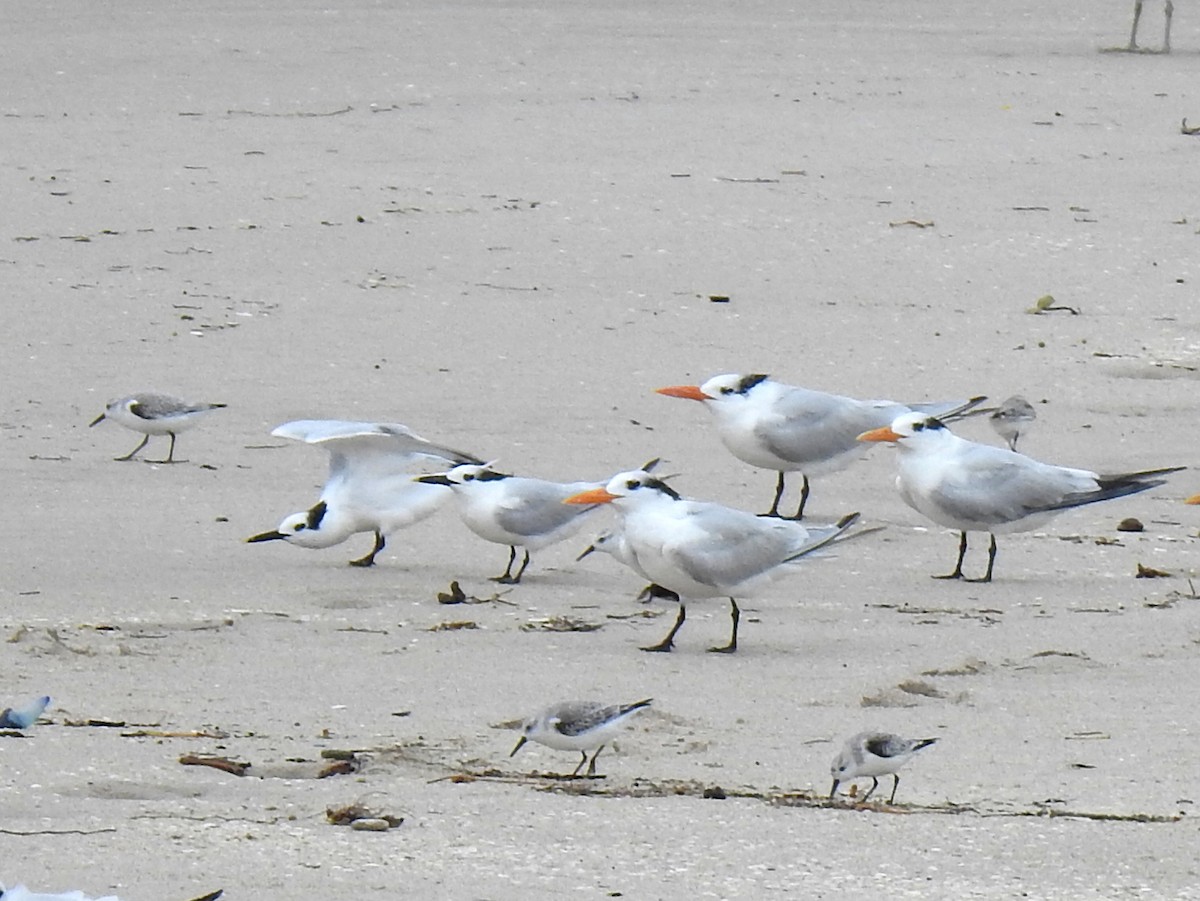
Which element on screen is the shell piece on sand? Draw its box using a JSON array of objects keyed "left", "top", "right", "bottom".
[
  {"left": 0, "top": 695, "right": 51, "bottom": 729},
  {"left": 0, "top": 884, "right": 123, "bottom": 901}
]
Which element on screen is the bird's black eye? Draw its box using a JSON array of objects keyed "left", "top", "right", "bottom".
[
  {"left": 720, "top": 386, "right": 735, "bottom": 395},
  {"left": 463, "top": 473, "right": 474, "bottom": 481},
  {"left": 913, "top": 422, "right": 925, "bottom": 432},
  {"left": 295, "top": 524, "right": 306, "bottom": 532},
  {"left": 625, "top": 479, "right": 641, "bottom": 490}
]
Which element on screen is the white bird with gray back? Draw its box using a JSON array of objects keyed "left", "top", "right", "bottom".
[{"left": 248, "top": 420, "right": 481, "bottom": 567}]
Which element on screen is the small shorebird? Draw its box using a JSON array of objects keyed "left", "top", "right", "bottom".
[
  {"left": 829, "top": 731, "right": 938, "bottom": 804},
  {"left": 90, "top": 392, "right": 226, "bottom": 463},
  {"left": 510, "top": 698, "right": 652, "bottom": 777},
  {"left": 987, "top": 395, "right": 1037, "bottom": 452}
]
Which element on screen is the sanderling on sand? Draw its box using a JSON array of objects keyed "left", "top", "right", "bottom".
[
  {"left": 89, "top": 392, "right": 226, "bottom": 463},
  {"left": 987, "top": 395, "right": 1037, "bottom": 452},
  {"left": 510, "top": 698, "right": 652, "bottom": 777},
  {"left": 829, "top": 731, "right": 938, "bottom": 804}
]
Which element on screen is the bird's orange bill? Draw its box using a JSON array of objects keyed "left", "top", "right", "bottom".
[
  {"left": 857, "top": 426, "right": 902, "bottom": 443},
  {"left": 564, "top": 488, "right": 619, "bottom": 505},
  {"left": 1186, "top": 493, "right": 1200, "bottom": 505},
  {"left": 655, "top": 385, "right": 708, "bottom": 401}
]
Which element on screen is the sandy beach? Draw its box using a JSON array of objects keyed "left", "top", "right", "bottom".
[{"left": 3, "top": 0, "right": 1200, "bottom": 897}]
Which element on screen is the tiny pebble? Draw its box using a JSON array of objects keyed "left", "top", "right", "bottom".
[{"left": 1116, "top": 518, "right": 1144, "bottom": 532}]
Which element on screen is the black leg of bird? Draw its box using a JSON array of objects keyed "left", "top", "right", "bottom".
[
  {"left": 965, "top": 534, "right": 998, "bottom": 583},
  {"left": 933, "top": 531, "right": 969, "bottom": 580},
  {"left": 493, "top": 546, "right": 519, "bottom": 582},
  {"left": 585, "top": 746, "right": 604, "bottom": 777},
  {"left": 115, "top": 434, "right": 151, "bottom": 462},
  {"left": 349, "top": 530, "right": 386, "bottom": 567},
  {"left": 792, "top": 475, "right": 810, "bottom": 520},
  {"left": 765, "top": 472, "right": 787, "bottom": 517},
  {"left": 510, "top": 549, "right": 531, "bottom": 583},
  {"left": 641, "top": 604, "right": 686, "bottom": 652},
  {"left": 707, "top": 598, "right": 740, "bottom": 653}
]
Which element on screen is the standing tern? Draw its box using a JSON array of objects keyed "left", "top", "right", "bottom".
[
  {"left": 829, "top": 731, "right": 938, "bottom": 804},
  {"left": 858, "top": 412, "right": 1184, "bottom": 582},
  {"left": 247, "top": 420, "right": 481, "bottom": 567},
  {"left": 656, "top": 373, "right": 985, "bottom": 519},
  {"left": 565, "top": 470, "right": 868, "bottom": 652},
  {"left": 416, "top": 463, "right": 608, "bottom": 583},
  {"left": 89, "top": 392, "right": 226, "bottom": 463},
  {"left": 510, "top": 698, "right": 652, "bottom": 777}
]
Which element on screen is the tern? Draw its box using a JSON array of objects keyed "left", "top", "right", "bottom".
[
  {"left": 247, "top": 420, "right": 481, "bottom": 567},
  {"left": 416, "top": 463, "right": 607, "bottom": 583},
  {"left": 565, "top": 470, "right": 868, "bottom": 652},
  {"left": 657, "top": 373, "right": 985, "bottom": 519},
  {"left": 829, "top": 731, "right": 938, "bottom": 804},
  {"left": 89, "top": 392, "right": 226, "bottom": 463},
  {"left": 858, "top": 412, "right": 1183, "bottom": 582}
]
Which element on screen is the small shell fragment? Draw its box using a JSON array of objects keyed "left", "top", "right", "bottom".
[{"left": 350, "top": 818, "right": 393, "bottom": 832}]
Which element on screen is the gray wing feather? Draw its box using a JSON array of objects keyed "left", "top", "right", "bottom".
[
  {"left": 491, "top": 480, "right": 598, "bottom": 536},
  {"left": 664, "top": 506, "right": 808, "bottom": 588},
  {"left": 928, "top": 449, "right": 1097, "bottom": 524},
  {"left": 758, "top": 392, "right": 906, "bottom": 465}
]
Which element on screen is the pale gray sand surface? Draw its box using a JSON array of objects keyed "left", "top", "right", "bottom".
[{"left": 3, "top": 0, "right": 1200, "bottom": 897}]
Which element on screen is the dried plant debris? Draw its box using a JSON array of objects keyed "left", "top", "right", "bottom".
[
  {"left": 427, "top": 620, "right": 479, "bottom": 632},
  {"left": 897, "top": 680, "right": 946, "bottom": 698},
  {"left": 921, "top": 658, "right": 988, "bottom": 677},
  {"left": 122, "top": 728, "right": 230, "bottom": 739},
  {"left": 1136, "top": 563, "right": 1172, "bottom": 578},
  {"left": 1147, "top": 580, "right": 1198, "bottom": 609},
  {"left": 436, "top": 580, "right": 468, "bottom": 604},
  {"left": 326, "top": 799, "right": 403, "bottom": 830},
  {"left": 179, "top": 754, "right": 250, "bottom": 777},
  {"left": 318, "top": 759, "right": 360, "bottom": 778},
  {"left": 520, "top": 616, "right": 603, "bottom": 633},
  {"left": 1026, "top": 294, "right": 1080, "bottom": 315},
  {"left": 436, "top": 581, "right": 517, "bottom": 606}
]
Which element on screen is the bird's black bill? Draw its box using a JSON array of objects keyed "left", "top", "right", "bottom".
[
  {"left": 415, "top": 474, "right": 454, "bottom": 486},
  {"left": 246, "top": 530, "right": 286, "bottom": 543},
  {"left": 510, "top": 735, "right": 527, "bottom": 757}
]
